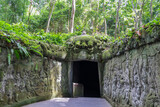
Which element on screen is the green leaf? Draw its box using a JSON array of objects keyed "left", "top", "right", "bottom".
[
  {"left": 14, "top": 49, "right": 20, "bottom": 60},
  {"left": 30, "top": 49, "right": 43, "bottom": 57}
]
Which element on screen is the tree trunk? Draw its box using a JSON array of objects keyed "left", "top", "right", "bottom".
[
  {"left": 46, "top": 0, "right": 55, "bottom": 33},
  {"left": 96, "top": 0, "right": 99, "bottom": 33},
  {"left": 115, "top": 0, "right": 121, "bottom": 38},
  {"left": 150, "top": 0, "right": 153, "bottom": 20},
  {"left": 68, "top": 2, "right": 70, "bottom": 33},
  {"left": 139, "top": 0, "right": 145, "bottom": 27},
  {"left": 68, "top": 17, "right": 70, "bottom": 32},
  {"left": 69, "top": 0, "right": 76, "bottom": 33},
  {"left": 28, "top": 0, "right": 33, "bottom": 24},
  {"left": 103, "top": 0, "right": 107, "bottom": 35},
  {"left": 132, "top": 0, "right": 138, "bottom": 30},
  {"left": 104, "top": 19, "right": 107, "bottom": 35},
  {"left": 118, "top": 21, "right": 121, "bottom": 35},
  {"left": 97, "top": 0, "right": 99, "bottom": 9},
  {"left": 22, "top": 0, "right": 26, "bottom": 22}
]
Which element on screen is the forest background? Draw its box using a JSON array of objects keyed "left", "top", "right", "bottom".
[{"left": 0, "top": 0, "right": 160, "bottom": 45}]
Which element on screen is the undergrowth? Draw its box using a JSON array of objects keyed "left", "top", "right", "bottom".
[
  {"left": 0, "top": 19, "right": 159, "bottom": 64},
  {"left": 0, "top": 21, "right": 81, "bottom": 63}
]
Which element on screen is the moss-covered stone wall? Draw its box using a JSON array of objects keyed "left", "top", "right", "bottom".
[
  {"left": 0, "top": 47, "right": 69, "bottom": 107},
  {"left": 103, "top": 42, "right": 160, "bottom": 107},
  {"left": 0, "top": 24, "right": 160, "bottom": 107}
]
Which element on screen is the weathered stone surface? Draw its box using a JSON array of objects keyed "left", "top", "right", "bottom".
[
  {"left": 102, "top": 26, "right": 160, "bottom": 61},
  {"left": 0, "top": 26, "right": 160, "bottom": 107},
  {"left": 65, "top": 35, "right": 107, "bottom": 61},
  {"left": 0, "top": 48, "right": 69, "bottom": 106},
  {"left": 103, "top": 42, "right": 160, "bottom": 107},
  {"left": 67, "top": 50, "right": 100, "bottom": 61}
]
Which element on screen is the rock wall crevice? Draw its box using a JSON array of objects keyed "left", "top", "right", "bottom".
[
  {"left": 103, "top": 42, "right": 160, "bottom": 107},
  {"left": 0, "top": 47, "right": 69, "bottom": 106}
]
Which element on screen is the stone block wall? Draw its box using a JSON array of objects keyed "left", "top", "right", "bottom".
[
  {"left": 0, "top": 47, "right": 69, "bottom": 106},
  {"left": 103, "top": 42, "right": 160, "bottom": 107}
]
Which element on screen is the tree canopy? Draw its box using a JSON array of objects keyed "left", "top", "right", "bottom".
[{"left": 0, "top": 0, "right": 160, "bottom": 39}]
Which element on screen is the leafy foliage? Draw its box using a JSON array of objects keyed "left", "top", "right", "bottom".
[
  {"left": 0, "top": 21, "right": 82, "bottom": 60},
  {"left": 0, "top": 0, "right": 160, "bottom": 61}
]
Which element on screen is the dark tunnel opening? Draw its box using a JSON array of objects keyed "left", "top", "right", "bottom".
[{"left": 73, "top": 61, "right": 100, "bottom": 97}]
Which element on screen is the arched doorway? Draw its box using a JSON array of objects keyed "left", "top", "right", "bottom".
[{"left": 73, "top": 61, "right": 100, "bottom": 97}]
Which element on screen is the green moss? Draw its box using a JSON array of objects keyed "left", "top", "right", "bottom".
[
  {"left": 39, "top": 41, "right": 67, "bottom": 59},
  {"left": 75, "top": 41, "right": 81, "bottom": 46},
  {"left": 0, "top": 47, "right": 1, "bottom": 53},
  {"left": 0, "top": 70, "right": 3, "bottom": 81},
  {"left": 35, "top": 63, "right": 38, "bottom": 71},
  {"left": 146, "top": 92, "right": 158, "bottom": 100},
  {"left": 67, "top": 35, "right": 107, "bottom": 54},
  {"left": 145, "top": 92, "right": 158, "bottom": 107},
  {"left": 88, "top": 40, "right": 93, "bottom": 46},
  {"left": 40, "top": 42, "right": 49, "bottom": 53},
  {"left": 55, "top": 51, "right": 67, "bottom": 59},
  {"left": 81, "top": 42, "right": 87, "bottom": 47},
  {"left": 4, "top": 95, "right": 52, "bottom": 107},
  {"left": 29, "top": 41, "right": 42, "bottom": 50},
  {"left": 102, "top": 49, "right": 111, "bottom": 59},
  {"left": 71, "top": 35, "right": 95, "bottom": 42}
]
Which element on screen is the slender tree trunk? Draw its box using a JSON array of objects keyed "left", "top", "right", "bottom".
[
  {"left": 132, "top": 0, "right": 138, "bottom": 30},
  {"left": 68, "top": 3, "right": 70, "bottom": 33},
  {"left": 28, "top": 0, "right": 33, "bottom": 24},
  {"left": 69, "top": 0, "right": 76, "bottom": 33},
  {"left": 97, "top": 0, "right": 99, "bottom": 9},
  {"left": 68, "top": 18, "right": 70, "bottom": 32},
  {"left": 90, "top": 0, "right": 94, "bottom": 34},
  {"left": 118, "top": 21, "right": 121, "bottom": 35},
  {"left": 104, "top": 19, "right": 107, "bottom": 35},
  {"left": 115, "top": 0, "right": 121, "bottom": 38},
  {"left": 139, "top": 0, "right": 145, "bottom": 27},
  {"left": 46, "top": 0, "right": 55, "bottom": 33},
  {"left": 96, "top": 0, "right": 99, "bottom": 33},
  {"left": 103, "top": 0, "right": 107, "bottom": 35},
  {"left": 150, "top": 0, "right": 153, "bottom": 20}
]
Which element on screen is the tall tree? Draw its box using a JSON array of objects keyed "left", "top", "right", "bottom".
[
  {"left": 139, "top": 0, "right": 145, "bottom": 27},
  {"left": 115, "top": 0, "right": 121, "bottom": 38},
  {"left": 103, "top": 0, "right": 107, "bottom": 35},
  {"left": 46, "top": 0, "right": 55, "bottom": 32},
  {"left": 132, "top": 0, "right": 138, "bottom": 30},
  {"left": 150, "top": 0, "right": 153, "bottom": 20},
  {"left": 96, "top": 0, "right": 100, "bottom": 33},
  {"left": 28, "top": 0, "right": 33, "bottom": 24},
  {"left": 70, "top": 0, "right": 76, "bottom": 33}
]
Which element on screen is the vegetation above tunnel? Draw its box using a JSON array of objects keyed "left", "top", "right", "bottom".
[
  {"left": 0, "top": 19, "right": 160, "bottom": 62},
  {"left": 0, "top": 0, "right": 160, "bottom": 62}
]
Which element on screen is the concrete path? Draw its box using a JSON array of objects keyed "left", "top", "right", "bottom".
[{"left": 23, "top": 97, "right": 112, "bottom": 107}]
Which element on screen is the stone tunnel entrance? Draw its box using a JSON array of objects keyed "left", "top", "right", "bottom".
[{"left": 72, "top": 61, "right": 100, "bottom": 97}]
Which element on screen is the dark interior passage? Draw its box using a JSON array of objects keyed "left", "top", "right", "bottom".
[{"left": 73, "top": 61, "right": 100, "bottom": 97}]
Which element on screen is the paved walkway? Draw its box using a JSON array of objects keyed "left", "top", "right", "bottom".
[{"left": 23, "top": 97, "right": 112, "bottom": 107}]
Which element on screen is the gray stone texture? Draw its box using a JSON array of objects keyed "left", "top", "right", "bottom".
[
  {"left": 0, "top": 47, "right": 69, "bottom": 106},
  {"left": 103, "top": 42, "right": 160, "bottom": 107}
]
